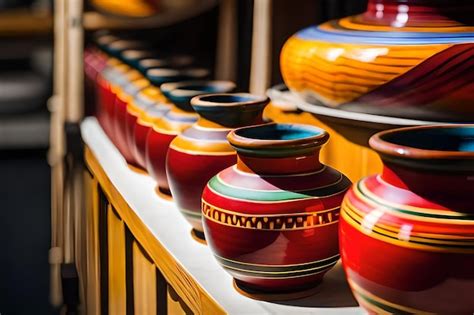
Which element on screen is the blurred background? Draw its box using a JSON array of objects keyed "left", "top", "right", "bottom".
[{"left": 0, "top": 0, "right": 367, "bottom": 314}]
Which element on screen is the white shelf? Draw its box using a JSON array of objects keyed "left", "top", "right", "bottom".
[{"left": 81, "top": 116, "right": 361, "bottom": 314}]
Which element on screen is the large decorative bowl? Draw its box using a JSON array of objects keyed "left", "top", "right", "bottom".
[
  {"left": 281, "top": 0, "right": 474, "bottom": 122},
  {"left": 340, "top": 124, "right": 474, "bottom": 314}
]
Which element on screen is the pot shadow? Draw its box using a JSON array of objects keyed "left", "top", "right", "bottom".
[{"left": 270, "top": 262, "right": 358, "bottom": 308}]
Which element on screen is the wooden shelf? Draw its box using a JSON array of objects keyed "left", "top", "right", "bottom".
[
  {"left": 84, "top": 0, "right": 218, "bottom": 31},
  {"left": 81, "top": 116, "right": 361, "bottom": 314},
  {"left": 0, "top": 9, "right": 52, "bottom": 36}
]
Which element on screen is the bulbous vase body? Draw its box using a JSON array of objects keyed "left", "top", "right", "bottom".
[
  {"left": 167, "top": 92, "right": 265, "bottom": 235},
  {"left": 202, "top": 124, "right": 351, "bottom": 293},
  {"left": 340, "top": 125, "right": 474, "bottom": 314},
  {"left": 113, "top": 70, "right": 149, "bottom": 164},
  {"left": 125, "top": 87, "right": 170, "bottom": 169},
  {"left": 281, "top": 0, "right": 474, "bottom": 122}
]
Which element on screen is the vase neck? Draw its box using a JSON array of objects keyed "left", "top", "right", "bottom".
[
  {"left": 236, "top": 149, "right": 323, "bottom": 176},
  {"left": 191, "top": 93, "right": 268, "bottom": 128}
]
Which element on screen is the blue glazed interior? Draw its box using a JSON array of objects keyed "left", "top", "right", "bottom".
[
  {"left": 199, "top": 94, "right": 255, "bottom": 104},
  {"left": 382, "top": 126, "right": 474, "bottom": 152},
  {"left": 236, "top": 124, "right": 324, "bottom": 141}
]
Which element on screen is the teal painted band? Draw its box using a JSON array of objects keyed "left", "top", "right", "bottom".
[{"left": 208, "top": 175, "right": 349, "bottom": 202}]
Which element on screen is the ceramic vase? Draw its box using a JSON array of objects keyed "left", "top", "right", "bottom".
[
  {"left": 202, "top": 123, "right": 352, "bottom": 294},
  {"left": 145, "top": 81, "right": 234, "bottom": 198},
  {"left": 132, "top": 97, "right": 171, "bottom": 170},
  {"left": 112, "top": 69, "right": 150, "bottom": 164},
  {"left": 167, "top": 92, "right": 269, "bottom": 238},
  {"left": 96, "top": 59, "right": 129, "bottom": 141},
  {"left": 340, "top": 124, "right": 474, "bottom": 314},
  {"left": 281, "top": 0, "right": 474, "bottom": 122}
]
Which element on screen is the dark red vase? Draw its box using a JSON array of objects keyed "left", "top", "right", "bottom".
[
  {"left": 202, "top": 123, "right": 352, "bottom": 294},
  {"left": 167, "top": 92, "right": 267, "bottom": 238},
  {"left": 340, "top": 124, "right": 474, "bottom": 314}
]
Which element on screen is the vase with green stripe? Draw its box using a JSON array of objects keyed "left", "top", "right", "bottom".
[
  {"left": 340, "top": 124, "right": 474, "bottom": 314},
  {"left": 201, "top": 123, "right": 351, "bottom": 296}
]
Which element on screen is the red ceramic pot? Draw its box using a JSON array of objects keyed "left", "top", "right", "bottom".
[
  {"left": 133, "top": 102, "right": 171, "bottom": 170},
  {"left": 340, "top": 125, "right": 474, "bottom": 314},
  {"left": 95, "top": 58, "right": 121, "bottom": 138},
  {"left": 144, "top": 79, "right": 218, "bottom": 197},
  {"left": 167, "top": 91, "right": 271, "bottom": 237},
  {"left": 202, "top": 123, "right": 352, "bottom": 293},
  {"left": 112, "top": 70, "right": 149, "bottom": 164},
  {"left": 125, "top": 86, "right": 169, "bottom": 169}
]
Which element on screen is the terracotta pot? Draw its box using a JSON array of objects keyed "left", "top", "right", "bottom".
[
  {"left": 167, "top": 91, "right": 270, "bottom": 237},
  {"left": 340, "top": 124, "right": 474, "bottom": 314},
  {"left": 145, "top": 81, "right": 231, "bottom": 198},
  {"left": 281, "top": 0, "right": 474, "bottom": 122},
  {"left": 202, "top": 123, "right": 352, "bottom": 293}
]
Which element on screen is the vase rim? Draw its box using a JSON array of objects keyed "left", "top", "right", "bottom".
[
  {"left": 228, "top": 123, "right": 329, "bottom": 151},
  {"left": 161, "top": 80, "right": 236, "bottom": 98},
  {"left": 191, "top": 93, "right": 269, "bottom": 108},
  {"left": 370, "top": 124, "right": 474, "bottom": 160}
]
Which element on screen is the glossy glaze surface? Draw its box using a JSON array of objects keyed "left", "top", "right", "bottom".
[
  {"left": 340, "top": 125, "right": 474, "bottom": 314},
  {"left": 167, "top": 91, "right": 267, "bottom": 233},
  {"left": 126, "top": 87, "right": 170, "bottom": 169},
  {"left": 112, "top": 70, "right": 150, "bottom": 164},
  {"left": 281, "top": 0, "right": 474, "bottom": 122},
  {"left": 202, "top": 124, "right": 351, "bottom": 292}
]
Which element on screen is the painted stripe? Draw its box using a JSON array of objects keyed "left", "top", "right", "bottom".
[
  {"left": 215, "top": 254, "right": 339, "bottom": 278},
  {"left": 341, "top": 201, "right": 474, "bottom": 253},
  {"left": 202, "top": 199, "right": 340, "bottom": 231},
  {"left": 348, "top": 279, "right": 433, "bottom": 315},
  {"left": 208, "top": 174, "right": 349, "bottom": 202},
  {"left": 358, "top": 179, "right": 474, "bottom": 220}
]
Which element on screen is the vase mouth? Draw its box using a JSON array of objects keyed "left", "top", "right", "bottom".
[
  {"left": 191, "top": 93, "right": 269, "bottom": 109},
  {"left": 138, "top": 55, "right": 194, "bottom": 71},
  {"left": 121, "top": 49, "right": 154, "bottom": 61},
  {"left": 161, "top": 81, "right": 236, "bottom": 99},
  {"left": 370, "top": 124, "right": 474, "bottom": 164},
  {"left": 228, "top": 123, "right": 329, "bottom": 157},
  {"left": 146, "top": 67, "right": 209, "bottom": 86}
]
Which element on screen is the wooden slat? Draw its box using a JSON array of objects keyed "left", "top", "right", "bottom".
[
  {"left": 133, "top": 241, "right": 157, "bottom": 315},
  {"left": 107, "top": 205, "right": 127, "bottom": 314},
  {"left": 85, "top": 146, "right": 225, "bottom": 315},
  {"left": 85, "top": 171, "right": 101, "bottom": 315},
  {"left": 249, "top": 0, "right": 272, "bottom": 95}
]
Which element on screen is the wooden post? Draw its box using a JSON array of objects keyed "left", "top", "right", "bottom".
[
  {"left": 249, "top": 0, "right": 272, "bottom": 95},
  {"left": 215, "top": 0, "right": 237, "bottom": 82}
]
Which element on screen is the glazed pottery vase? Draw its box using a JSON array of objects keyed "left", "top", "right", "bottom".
[
  {"left": 202, "top": 123, "right": 352, "bottom": 293},
  {"left": 167, "top": 92, "right": 268, "bottom": 238},
  {"left": 281, "top": 0, "right": 474, "bottom": 122},
  {"left": 340, "top": 125, "right": 474, "bottom": 314},
  {"left": 145, "top": 81, "right": 233, "bottom": 198},
  {"left": 132, "top": 96, "right": 171, "bottom": 170},
  {"left": 113, "top": 69, "right": 150, "bottom": 163},
  {"left": 136, "top": 55, "right": 194, "bottom": 75},
  {"left": 96, "top": 59, "right": 129, "bottom": 141}
]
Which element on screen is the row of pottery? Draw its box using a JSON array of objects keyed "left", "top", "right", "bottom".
[{"left": 86, "top": 34, "right": 474, "bottom": 313}]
